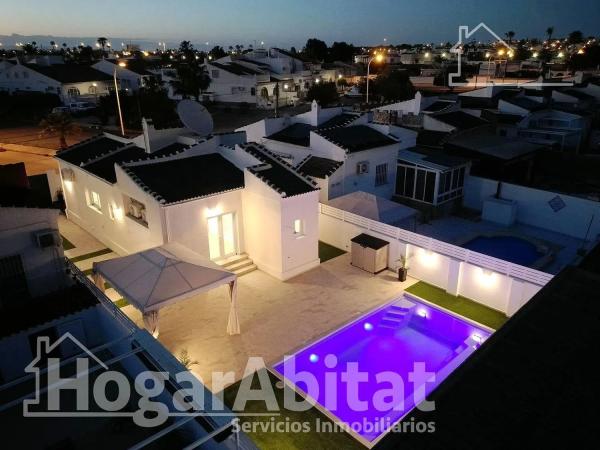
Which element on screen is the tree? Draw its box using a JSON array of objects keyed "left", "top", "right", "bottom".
[
  {"left": 505, "top": 31, "right": 515, "bottom": 45},
  {"left": 209, "top": 46, "right": 226, "bottom": 59},
  {"left": 39, "top": 113, "right": 80, "bottom": 149},
  {"left": 302, "top": 38, "right": 328, "bottom": 62},
  {"left": 178, "top": 40, "right": 196, "bottom": 60},
  {"left": 546, "top": 26, "right": 554, "bottom": 41},
  {"left": 306, "top": 81, "right": 339, "bottom": 106},
  {"left": 170, "top": 63, "right": 211, "bottom": 101},
  {"left": 97, "top": 37, "right": 108, "bottom": 57},
  {"left": 329, "top": 41, "right": 355, "bottom": 63},
  {"left": 367, "top": 69, "right": 415, "bottom": 102},
  {"left": 568, "top": 30, "right": 584, "bottom": 45},
  {"left": 568, "top": 45, "right": 600, "bottom": 71}
]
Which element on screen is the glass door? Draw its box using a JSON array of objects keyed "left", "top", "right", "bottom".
[{"left": 207, "top": 212, "right": 237, "bottom": 260}]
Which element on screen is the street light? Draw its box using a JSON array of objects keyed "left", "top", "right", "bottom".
[
  {"left": 114, "top": 61, "right": 127, "bottom": 136},
  {"left": 366, "top": 53, "right": 384, "bottom": 105}
]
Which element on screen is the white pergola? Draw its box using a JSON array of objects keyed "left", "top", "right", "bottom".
[{"left": 92, "top": 243, "right": 240, "bottom": 337}]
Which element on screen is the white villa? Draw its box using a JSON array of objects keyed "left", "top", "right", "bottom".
[
  {"left": 238, "top": 101, "right": 418, "bottom": 202},
  {"left": 0, "top": 59, "right": 112, "bottom": 102},
  {"left": 55, "top": 119, "right": 320, "bottom": 281},
  {"left": 204, "top": 47, "right": 344, "bottom": 108}
]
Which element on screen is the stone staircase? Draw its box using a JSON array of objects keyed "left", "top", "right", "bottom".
[
  {"left": 379, "top": 299, "right": 416, "bottom": 330},
  {"left": 216, "top": 253, "right": 257, "bottom": 277}
]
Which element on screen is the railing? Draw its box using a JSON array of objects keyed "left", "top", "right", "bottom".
[
  {"left": 319, "top": 204, "right": 554, "bottom": 286},
  {"left": 65, "top": 258, "right": 138, "bottom": 332}
]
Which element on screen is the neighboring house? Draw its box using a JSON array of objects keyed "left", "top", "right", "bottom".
[
  {"left": 0, "top": 61, "right": 112, "bottom": 102},
  {"left": 205, "top": 56, "right": 300, "bottom": 108},
  {"left": 239, "top": 101, "right": 417, "bottom": 202},
  {"left": 55, "top": 121, "right": 320, "bottom": 281},
  {"left": 423, "top": 110, "right": 489, "bottom": 133},
  {"left": 92, "top": 58, "right": 155, "bottom": 92}
]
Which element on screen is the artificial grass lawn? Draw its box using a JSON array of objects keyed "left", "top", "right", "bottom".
[
  {"left": 60, "top": 235, "right": 75, "bottom": 250},
  {"left": 406, "top": 281, "right": 508, "bottom": 330},
  {"left": 222, "top": 369, "right": 364, "bottom": 450},
  {"left": 319, "top": 241, "right": 346, "bottom": 263},
  {"left": 69, "top": 248, "right": 113, "bottom": 263}
]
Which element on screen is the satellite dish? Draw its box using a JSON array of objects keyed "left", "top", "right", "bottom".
[{"left": 177, "top": 100, "right": 214, "bottom": 137}]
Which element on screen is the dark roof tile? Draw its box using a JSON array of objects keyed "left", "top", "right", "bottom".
[
  {"left": 315, "top": 125, "right": 397, "bottom": 153},
  {"left": 432, "top": 111, "right": 489, "bottom": 130},
  {"left": 242, "top": 144, "right": 318, "bottom": 197},
  {"left": 297, "top": 155, "right": 343, "bottom": 178},
  {"left": 24, "top": 64, "right": 112, "bottom": 83},
  {"left": 123, "top": 153, "right": 244, "bottom": 204}
]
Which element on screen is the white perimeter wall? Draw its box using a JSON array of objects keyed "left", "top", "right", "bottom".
[
  {"left": 319, "top": 207, "right": 545, "bottom": 316},
  {"left": 464, "top": 176, "right": 600, "bottom": 240}
]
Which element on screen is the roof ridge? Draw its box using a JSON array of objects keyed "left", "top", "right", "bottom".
[{"left": 81, "top": 143, "right": 138, "bottom": 167}]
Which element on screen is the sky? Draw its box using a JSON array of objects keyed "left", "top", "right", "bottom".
[{"left": 1, "top": 0, "right": 599, "bottom": 48}]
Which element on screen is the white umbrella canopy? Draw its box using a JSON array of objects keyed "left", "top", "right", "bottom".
[{"left": 93, "top": 243, "right": 240, "bottom": 336}]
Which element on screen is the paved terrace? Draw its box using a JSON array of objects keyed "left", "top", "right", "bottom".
[
  {"left": 415, "top": 215, "right": 586, "bottom": 274},
  {"left": 121, "top": 254, "right": 417, "bottom": 391}
]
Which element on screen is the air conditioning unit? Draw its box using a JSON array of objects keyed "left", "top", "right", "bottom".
[
  {"left": 34, "top": 230, "right": 60, "bottom": 249},
  {"left": 356, "top": 161, "right": 369, "bottom": 175}
]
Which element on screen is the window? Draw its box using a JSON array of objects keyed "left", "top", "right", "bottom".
[
  {"left": 375, "top": 163, "right": 388, "bottom": 186},
  {"left": 67, "top": 87, "right": 80, "bottom": 97},
  {"left": 356, "top": 161, "right": 369, "bottom": 174},
  {"left": 125, "top": 196, "right": 148, "bottom": 227},
  {"left": 87, "top": 190, "right": 101, "bottom": 212},
  {"left": 251, "top": 87, "right": 256, "bottom": 96},
  {"left": 293, "top": 219, "right": 305, "bottom": 236}
]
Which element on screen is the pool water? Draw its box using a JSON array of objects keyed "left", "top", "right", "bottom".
[
  {"left": 273, "top": 296, "right": 490, "bottom": 443},
  {"left": 462, "top": 235, "right": 543, "bottom": 266}
]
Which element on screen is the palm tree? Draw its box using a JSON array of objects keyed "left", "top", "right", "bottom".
[
  {"left": 546, "top": 26, "right": 554, "bottom": 42},
  {"left": 97, "top": 37, "right": 108, "bottom": 57},
  {"left": 50, "top": 40, "right": 56, "bottom": 50},
  {"left": 505, "top": 31, "right": 515, "bottom": 45},
  {"left": 39, "top": 113, "right": 80, "bottom": 150}
]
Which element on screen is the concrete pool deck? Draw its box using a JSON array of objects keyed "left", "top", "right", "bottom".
[
  {"left": 120, "top": 253, "right": 417, "bottom": 391},
  {"left": 414, "top": 215, "right": 588, "bottom": 274}
]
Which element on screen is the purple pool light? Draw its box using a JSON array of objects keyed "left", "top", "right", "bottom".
[{"left": 273, "top": 295, "right": 491, "bottom": 444}]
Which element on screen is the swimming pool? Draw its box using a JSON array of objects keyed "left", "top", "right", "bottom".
[
  {"left": 462, "top": 235, "right": 544, "bottom": 266},
  {"left": 273, "top": 295, "right": 491, "bottom": 445}
]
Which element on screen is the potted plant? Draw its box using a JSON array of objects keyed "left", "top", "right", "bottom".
[{"left": 397, "top": 255, "right": 410, "bottom": 282}]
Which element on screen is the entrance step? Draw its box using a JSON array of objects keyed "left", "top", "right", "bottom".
[{"left": 216, "top": 253, "right": 257, "bottom": 277}]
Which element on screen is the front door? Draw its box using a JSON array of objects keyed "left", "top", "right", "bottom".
[{"left": 207, "top": 212, "right": 237, "bottom": 260}]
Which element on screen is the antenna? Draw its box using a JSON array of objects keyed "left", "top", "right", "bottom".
[{"left": 176, "top": 100, "right": 214, "bottom": 137}]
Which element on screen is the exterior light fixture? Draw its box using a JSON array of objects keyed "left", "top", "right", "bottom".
[
  {"left": 417, "top": 308, "right": 428, "bottom": 319},
  {"left": 532, "top": 52, "right": 539, "bottom": 58},
  {"left": 309, "top": 354, "right": 319, "bottom": 363},
  {"left": 363, "top": 322, "right": 374, "bottom": 331}
]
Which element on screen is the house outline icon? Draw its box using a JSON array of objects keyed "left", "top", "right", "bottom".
[
  {"left": 448, "top": 22, "right": 572, "bottom": 88},
  {"left": 449, "top": 22, "right": 514, "bottom": 87},
  {"left": 23, "top": 332, "right": 108, "bottom": 412}
]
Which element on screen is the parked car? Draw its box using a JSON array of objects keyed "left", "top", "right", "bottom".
[
  {"left": 68, "top": 102, "right": 96, "bottom": 113},
  {"left": 51, "top": 106, "right": 71, "bottom": 114}
]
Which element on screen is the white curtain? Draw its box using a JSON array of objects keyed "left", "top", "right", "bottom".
[
  {"left": 143, "top": 310, "right": 160, "bottom": 338},
  {"left": 227, "top": 280, "right": 240, "bottom": 335},
  {"left": 92, "top": 271, "right": 105, "bottom": 292}
]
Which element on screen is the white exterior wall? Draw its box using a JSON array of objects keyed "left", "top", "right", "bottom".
[
  {"left": 165, "top": 189, "right": 245, "bottom": 258},
  {"left": 464, "top": 176, "right": 600, "bottom": 240},
  {"left": 342, "top": 146, "right": 400, "bottom": 199},
  {"left": 242, "top": 173, "right": 319, "bottom": 280},
  {"left": 93, "top": 60, "right": 144, "bottom": 91},
  {"left": 60, "top": 161, "right": 165, "bottom": 255},
  {"left": 0, "top": 207, "right": 68, "bottom": 297}
]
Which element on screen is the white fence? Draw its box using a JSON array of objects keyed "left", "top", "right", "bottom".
[{"left": 319, "top": 203, "right": 552, "bottom": 316}]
